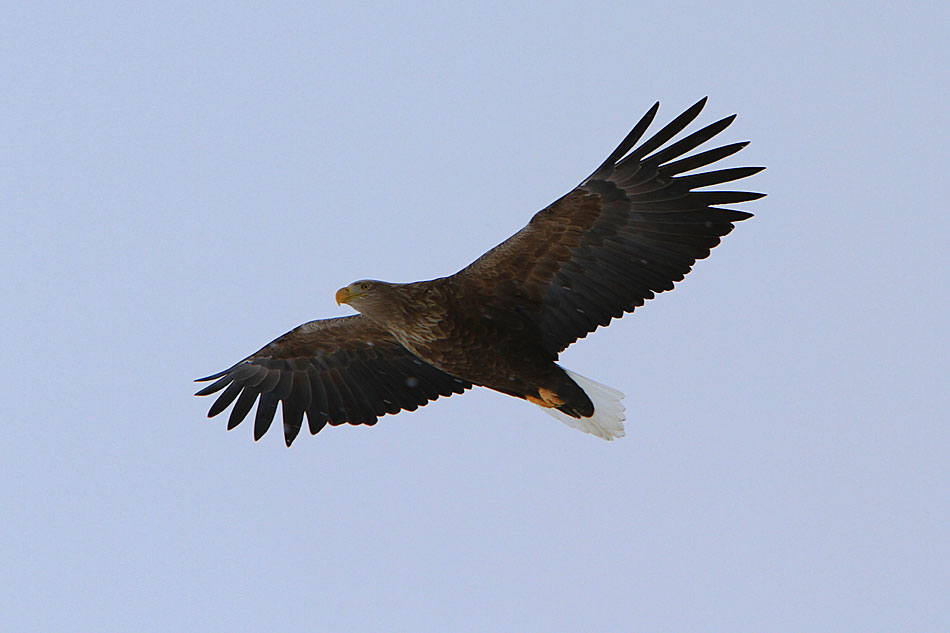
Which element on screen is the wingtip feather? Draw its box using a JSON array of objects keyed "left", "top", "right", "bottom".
[{"left": 195, "top": 369, "right": 229, "bottom": 383}]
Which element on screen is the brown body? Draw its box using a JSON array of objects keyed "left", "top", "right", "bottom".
[{"left": 346, "top": 278, "right": 593, "bottom": 417}]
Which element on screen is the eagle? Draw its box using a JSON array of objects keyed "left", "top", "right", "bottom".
[{"left": 196, "top": 98, "right": 763, "bottom": 445}]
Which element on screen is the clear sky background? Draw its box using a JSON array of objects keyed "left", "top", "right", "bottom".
[{"left": 2, "top": 2, "right": 947, "bottom": 631}]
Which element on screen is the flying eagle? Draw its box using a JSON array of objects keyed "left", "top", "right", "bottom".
[{"left": 196, "top": 98, "right": 763, "bottom": 445}]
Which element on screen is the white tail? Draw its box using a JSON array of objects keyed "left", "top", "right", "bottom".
[{"left": 537, "top": 368, "right": 626, "bottom": 440}]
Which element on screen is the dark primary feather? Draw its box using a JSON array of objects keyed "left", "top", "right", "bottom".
[
  {"left": 456, "top": 98, "right": 763, "bottom": 355},
  {"left": 195, "top": 315, "right": 471, "bottom": 446}
]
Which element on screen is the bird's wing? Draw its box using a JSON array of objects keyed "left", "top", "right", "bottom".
[
  {"left": 195, "top": 315, "right": 472, "bottom": 445},
  {"left": 455, "top": 98, "right": 763, "bottom": 355}
]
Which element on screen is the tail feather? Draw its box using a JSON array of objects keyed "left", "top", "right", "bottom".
[{"left": 538, "top": 368, "right": 626, "bottom": 440}]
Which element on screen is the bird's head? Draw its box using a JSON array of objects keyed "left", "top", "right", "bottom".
[{"left": 335, "top": 279, "right": 393, "bottom": 316}]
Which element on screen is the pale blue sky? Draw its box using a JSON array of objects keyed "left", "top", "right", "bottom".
[{"left": 2, "top": 1, "right": 947, "bottom": 631}]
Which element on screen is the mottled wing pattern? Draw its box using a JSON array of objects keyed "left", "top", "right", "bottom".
[
  {"left": 195, "top": 315, "right": 472, "bottom": 445},
  {"left": 457, "top": 98, "right": 763, "bottom": 355}
]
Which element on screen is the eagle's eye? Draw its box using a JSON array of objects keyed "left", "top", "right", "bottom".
[{"left": 360, "top": 282, "right": 372, "bottom": 291}]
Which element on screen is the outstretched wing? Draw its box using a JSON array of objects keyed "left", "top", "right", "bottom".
[
  {"left": 195, "top": 315, "right": 472, "bottom": 445},
  {"left": 456, "top": 98, "right": 763, "bottom": 355}
]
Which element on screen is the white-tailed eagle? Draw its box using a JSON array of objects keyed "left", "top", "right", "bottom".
[{"left": 196, "top": 98, "right": 763, "bottom": 444}]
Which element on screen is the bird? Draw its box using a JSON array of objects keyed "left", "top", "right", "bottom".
[{"left": 195, "top": 98, "right": 764, "bottom": 445}]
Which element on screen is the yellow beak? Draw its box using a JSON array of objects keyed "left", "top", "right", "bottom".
[{"left": 335, "top": 287, "right": 352, "bottom": 306}]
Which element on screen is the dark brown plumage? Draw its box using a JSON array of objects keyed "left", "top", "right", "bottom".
[{"left": 196, "top": 98, "right": 764, "bottom": 444}]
